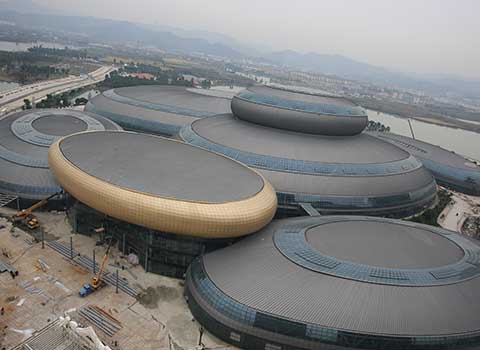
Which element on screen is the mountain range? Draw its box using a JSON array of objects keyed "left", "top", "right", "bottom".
[
  {"left": 1, "top": 0, "right": 479, "bottom": 99},
  {"left": 0, "top": 9, "right": 243, "bottom": 58},
  {"left": 263, "top": 50, "right": 480, "bottom": 99}
]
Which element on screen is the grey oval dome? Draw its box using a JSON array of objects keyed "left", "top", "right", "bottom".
[
  {"left": 179, "top": 114, "right": 437, "bottom": 218},
  {"left": 232, "top": 86, "right": 368, "bottom": 136},
  {"left": 0, "top": 109, "right": 121, "bottom": 200},
  {"left": 185, "top": 216, "right": 480, "bottom": 350},
  {"left": 85, "top": 85, "right": 231, "bottom": 136},
  {"left": 371, "top": 131, "right": 480, "bottom": 195}
]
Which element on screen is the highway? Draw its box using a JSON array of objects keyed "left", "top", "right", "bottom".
[{"left": 0, "top": 65, "right": 116, "bottom": 113}]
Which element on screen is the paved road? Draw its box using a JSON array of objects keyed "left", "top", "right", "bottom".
[{"left": 0, "top": 65, "right": 115, "bottom": 113}]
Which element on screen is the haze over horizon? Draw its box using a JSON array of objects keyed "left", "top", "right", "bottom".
[{"left": 29, "top": 0, "right": 480, "bottom": 80}]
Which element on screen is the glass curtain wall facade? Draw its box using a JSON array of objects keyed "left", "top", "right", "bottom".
[
  {"left": 185, "top": 258, "right": 480, "bottom": 350},
  {"left": 68, "top": 202, "right": 236, "bottom": 278}
]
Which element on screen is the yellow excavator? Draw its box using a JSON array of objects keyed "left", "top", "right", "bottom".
[
  {"left": 10, "top": 192, "right": 61, "bottom": 230},
  {"left": 79, "top": 240, "right": 111, "bottom": 297}
]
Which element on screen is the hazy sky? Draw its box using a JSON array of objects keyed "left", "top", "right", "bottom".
[{"left": 37, "top": 0, "right": 480, "bottom": 78}]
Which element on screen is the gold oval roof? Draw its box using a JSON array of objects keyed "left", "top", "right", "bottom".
[{"left": 49, "top": 132, "right": 277, "bottom": 238}]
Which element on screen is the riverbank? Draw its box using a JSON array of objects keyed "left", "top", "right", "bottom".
[
  {"left": 367, "top": 109, "right": 480, "bottom": 161},
  {"left": 355, "top": 98, "right": 480, "bottom": 134}
]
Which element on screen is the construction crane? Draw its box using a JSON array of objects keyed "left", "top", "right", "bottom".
[
  {"left": 79, "top": 240, "right": 112, "bottom": 297},
  {"left": 10, "top": 192, "right": 61, "bottom": 230}
]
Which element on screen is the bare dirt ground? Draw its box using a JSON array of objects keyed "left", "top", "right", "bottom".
[
  {"left": 437, "top": 191, "right": 480, "bottom": 233},
  {"left": 0, "top": 207, "right": 233, "bottom": 350}
]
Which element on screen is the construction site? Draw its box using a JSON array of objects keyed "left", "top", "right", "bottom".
[
  {"left": 0, "top": 85, "right": 480, "bottom": 350},
  {"left": 437, "top": 190, "right": 480, "bottom": 238},
  {"left": 0, "top": 201, "right": 230, "bottom": 350}
]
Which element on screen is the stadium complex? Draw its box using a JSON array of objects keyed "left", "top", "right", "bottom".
[
  {"left": 1, "top": 84, "right": 480, "bottom": 349},
  {"left": 179, "top": 86, "right": 438, "bottom": 217}
]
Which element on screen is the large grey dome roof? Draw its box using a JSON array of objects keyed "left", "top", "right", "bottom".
[
  {"left": 185, "top": 216, "right": 480, "bottom": 350},
  {"left": 232, "top": 85, "right": 368, "bottom": 135},
  {"left": 371, "top": 131, "right": 480, "bottom": 195},
  {"left": 0, "top": 109, "right": 121, "bottom": 200},
  {"left": 179, "top": 114, "right": 437, "bottom": 217},
  {"left": 85, "top": 85, "right": 231, "bottom": 135}
]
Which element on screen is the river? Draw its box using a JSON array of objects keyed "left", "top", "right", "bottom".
[
  {"left": 367, "top": 109, "right": 480, "bottom": 161},
  {"left": 0, "top": 41, "right": 80, "bottom": 52}
]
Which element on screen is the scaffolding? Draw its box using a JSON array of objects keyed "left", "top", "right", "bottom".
[
  {"left": 11, "top": 317, "right": 107, "bottom": 350},
  {"left": 0, "top": 192, "right": 18, "bottom": 208}
]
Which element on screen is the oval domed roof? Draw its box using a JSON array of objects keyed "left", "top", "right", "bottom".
[
  {"left": 0, "top": 109, "right": 121, "bottom": 200},
  {"left": 180, "top": 114, "right": 437, "bottom": 218},
  {"left": 185, "top": 216, "right": 480, "bottom": 349},
  {"left": 232, "top": 85, "right": 368, "bottom": 135},
  {"left": 49, "top": 130, "right": 277, "bottom": 237},
  {"left": 86, "top": 85, "right": 231, "bottom": 135}
]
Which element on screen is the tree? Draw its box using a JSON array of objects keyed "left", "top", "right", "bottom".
[
  {"left": 75, "top": 97, "right": 88, "bottom": 105},
  {"left": 201, "top": 79, "right": 212, "bottom": 89},
  {"left": 23, "top": 99, "right": 32, "bottom": 110},
  {"left": 60, "top": 93, "right": 71, "bottom": 107}
]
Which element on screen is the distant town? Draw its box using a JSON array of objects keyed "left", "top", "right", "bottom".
[{"left": 1, "top": 7, "right": 479, "bottom": 134}]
